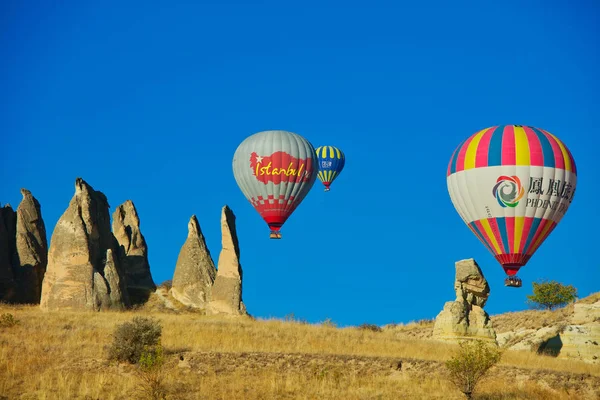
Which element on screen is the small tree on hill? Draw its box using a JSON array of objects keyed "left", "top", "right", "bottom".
[
  {"left": 526, "top": 279, "right": 577, "bottom": 310},
  {"left": 107, "top": 316, "right": 162, "bottom": 364},
  {"left": 445, "top": 339, "right": 502, "bottom": 399}
]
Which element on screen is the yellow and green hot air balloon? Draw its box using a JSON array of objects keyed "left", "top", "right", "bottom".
[{"left": 315, "top": 145, "right": 345, "bottom": 192}]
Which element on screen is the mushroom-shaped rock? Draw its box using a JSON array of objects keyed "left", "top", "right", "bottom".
[
  {"left": 432, "top": 259, "right": 496, "bottom": 343},
  {"left": 454, "top": 258, "right": 490, "bottom": 307}
]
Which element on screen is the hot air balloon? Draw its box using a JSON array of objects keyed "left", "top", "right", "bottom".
[
  {"left": 232, "top": 130, "right": 318, "bottom": 239},
  {"left": 315, "top": 145, "right": 346, "bottom": 191},
  {"left": 447, "top": 125, "right": 577, "bottom": 287}
]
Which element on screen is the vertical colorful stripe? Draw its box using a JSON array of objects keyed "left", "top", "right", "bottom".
[
  {"left": 468, "top": 216, "right": 560, "bottom": 269},
  {"left": 447, "top": 125, "right": 577, "bottom": 273},
  {"left": 447, "top": 125, "right": 577, "bottom": 176}
]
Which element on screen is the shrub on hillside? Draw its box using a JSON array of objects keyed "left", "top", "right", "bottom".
[
  {"left": 526, "top": 279, "right": 578, "bottom": 310},
  {"left": 158, "top": 280, "right": 172, "bottom": 290},
  {"left": 135, "top": 345, "right": 167, "bottom": 400},
  {"left": 0, "top": 313, "right": 19, "bottom": 328},
  {"left": 107, "top": 317, "right": 162, "bottom": 364},
  {"left": 358, "top": 323, "right": 382, "bottom": 332},
  {"left": 445, "top": 339, "right": 502, "bottom": 400}
]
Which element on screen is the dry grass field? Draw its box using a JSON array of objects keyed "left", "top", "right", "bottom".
[{"left": 1, "top": 299, "right": 599, "bottom": 400}]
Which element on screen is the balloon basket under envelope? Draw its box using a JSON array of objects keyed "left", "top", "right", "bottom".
[{"left": 504, "top": 276, "right": 522, "bottom": 288}]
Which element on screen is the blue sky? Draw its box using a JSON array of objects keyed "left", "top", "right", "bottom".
[{"left": 1, "top": 0, "right": 598, "bottom": 327}]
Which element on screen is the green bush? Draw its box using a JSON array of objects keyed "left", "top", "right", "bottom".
[
  {"left": 526, "top": 279, "right": 578, "bottom": 310},
  {"left": 0, "top": 313, "right": 19, "bottom": 328},
  {"left": 445, "top": 339, "right": 502, "bottom": 399},
  {"left": 135, "top": 345, "right": 167, "bottom": 400},
  {"left": 108, "top": 317, "right": 162, "bottom": 364}
]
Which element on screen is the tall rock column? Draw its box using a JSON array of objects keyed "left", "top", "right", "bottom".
[
  {"left": 208, "top": 206, "right": 246, "bottom": 315},
  {"left": 15, "top": 189, "right": 48, "bottom": 303},
  {"left": 432, "top": 259, "right": 496, "bottom": 343},
  {"left": 112, "top": 200, "right": 155, "bottom": 304},
  {"left": 0, "top": 205, "right": 17, "bottom": 302},
  {"left": 40, "top": 178, "right": 129, "bottom": 311},
  {"left": 170, "top": 215, "right": 216, "bottom": 309}
]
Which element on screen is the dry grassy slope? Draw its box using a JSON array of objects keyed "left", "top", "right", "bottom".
[
  {"left": 490, "top": 291, "right": 600, "bottom": 333},
  {"left": 0, "top": 292, "right": 599, "bottom": 399}
]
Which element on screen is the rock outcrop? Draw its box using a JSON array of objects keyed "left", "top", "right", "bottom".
[
  {"left": 40, "top": 178, "right": 130, "bottom": 311},
  {"left": 112, "top": 200, "right": 155, "bottom": 304},
  {"left": 550, "top": 301, "right": 599, "bottom": 364},
  {"left": 432, "top": 259, "right": 496, "bottom": 343},
  {"left": 0, "top": 191, "right": 48, "bottom": 304},
  {"left": 454, "top": 258, "right": 490, "bottom": 307},
  {"left": 0, "top": 204, "right": 17, "bottom": 302},
  {"left": 557, "top": 322, "right": 600, "bottom": 364},
  {"left": 494, "top": 295, "right": 599, "bottom": 364},
  {"left": 99, "top": 248, "right": 129, "bottom": 310},
  {"left": 208, "top": 206, "right": 246, "bottom": 316},
  {"left": 14, "top": 189, "right": 48, "bottom": 303},
  {"left": 170, "top": 215, "right": 216, "bottom": 309}
]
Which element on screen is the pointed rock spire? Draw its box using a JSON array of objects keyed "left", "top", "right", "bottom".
[
  {"left": 208, "top": 206, "right": 246, "bottom": 315},
  {"left": 15, "top": 189, "right": 48, "bottom": 303},
  {"left": 0, "top": 204, "right": 17, "bottom": 302},
  {"left": 112, "top": 200, "right": 155, "bottom": 304},
  {"left": 40, "top": 178, "right": 130, "bottom": 311},
  {"left": 171, "top": 215, "right": 216, "bottom": 308}
]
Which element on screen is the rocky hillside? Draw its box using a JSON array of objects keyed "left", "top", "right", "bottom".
[
  {"left": 1, "top": 303, "right": 599, "bottom": 400},
  {"left": 491, "top": 292, "right": 600, "bottom": 364}
]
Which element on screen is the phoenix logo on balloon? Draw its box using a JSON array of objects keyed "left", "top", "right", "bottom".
[
  {"left": 492, "top": 175, "right": 525, "bottom": 208},
  {"left": 250, "top": 151, "right": 313, "bottom": 185}
]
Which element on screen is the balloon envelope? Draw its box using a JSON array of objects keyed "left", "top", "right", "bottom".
[
  {"left": 446, "top": 125, "right": 577, "bottom": 278},
  {"left": 233, "top": 130, "right": 318, "bottom": 237},
  {"left": 316, "top": 145, "right": 346, "bottom": 191}
]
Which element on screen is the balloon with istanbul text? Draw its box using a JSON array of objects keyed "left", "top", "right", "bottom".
[
  {"left": 446, "top": 125, "right": 577, "bottom": 287},
  {"left": 315, "top": 145, "right": 346, "bottom": 192},
  {"left": 232, "top": 130, "right": 318, "bottom": 239}
]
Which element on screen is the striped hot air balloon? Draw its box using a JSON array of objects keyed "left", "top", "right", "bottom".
[
  {"left": 447, "top": 125, "right": 577, "bottom": 287},
  {"left": 232, "top": 130, "right": 318, "bottom": 239},
  {"left": 315, "top": 145, "right": 346, "bottom": 191}
]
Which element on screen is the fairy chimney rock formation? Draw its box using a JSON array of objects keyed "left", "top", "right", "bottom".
[
  {"left": 433, "top": 259, "right": 496, "bottom": 343},
  {"left": 15, "top": 189, "right": 48, "bottom": 303},
  {"left": 0, "top": 204, "right": 17, "bottom": 302},
  {"left": 112, "top": 200, "right": 155, "bottom": 303},
  {"left": 454, "top": 258, "right": 490, "bottom": 307},
  {"left": 40, "top": 178, "right": 130, "bottom": 311},
  {"left": 170, "top": 215, "right": 216, "bottom": 308},
  {"left": 208, "top": 206, "right": 246, "bottom": 315}
]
